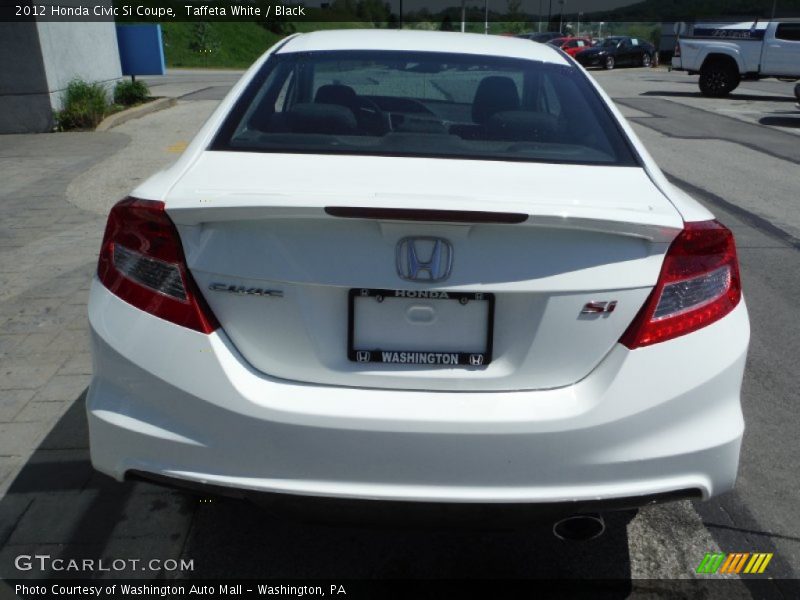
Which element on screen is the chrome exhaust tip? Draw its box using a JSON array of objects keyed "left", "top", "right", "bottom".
[{"left": 552, "top": 513, "right": 606, "bottom": 541}]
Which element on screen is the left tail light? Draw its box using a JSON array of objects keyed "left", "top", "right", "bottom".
[{"left": 97, "top": 197, "right": 219, "bottom": 333}]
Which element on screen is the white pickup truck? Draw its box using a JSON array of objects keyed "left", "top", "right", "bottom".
[{"left": 672, "top": 20, "right": 800, "bottom": 96}]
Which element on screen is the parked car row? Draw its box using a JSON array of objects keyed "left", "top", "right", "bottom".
[
  {"left": 520, "top": 23, "right": 799, "bottom": 102},
  {"left": 517, "top": 32, "right": 657, "bottom": 70}
]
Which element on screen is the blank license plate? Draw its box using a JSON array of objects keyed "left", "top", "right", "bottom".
[{"left": 348, "top": 288, "right": 494, "bottom": 366}]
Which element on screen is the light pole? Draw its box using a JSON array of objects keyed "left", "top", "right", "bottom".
[
  {"left": 461, "top": 0, "right": 466, "bottom": 32},
  {"left": 484, "top": 0, "right": 489, "bottom": 34},
  {"left": 558, "top": 0, "right": 565, "bottom": 34},
  {"left": 577, "top": 12, "right": 582, "bottom": 37},
  {"left": 538, "top": 0, "right": 542, "bottom": 32},
  {"left": 598, "top": 21, "right": 604, "bottom": 40}
]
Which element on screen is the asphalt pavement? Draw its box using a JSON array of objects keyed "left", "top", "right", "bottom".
[{"left": 0, "top": 66, "right": 798, "bottom": 594}]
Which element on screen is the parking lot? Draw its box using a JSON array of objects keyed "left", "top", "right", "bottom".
[{"left": 0, "top": 65, "right": 798, "bottom": 591}]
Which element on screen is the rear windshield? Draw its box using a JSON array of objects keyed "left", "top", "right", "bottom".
[{"left": 212, "top": 50, "right": 638, "bottom": 166}]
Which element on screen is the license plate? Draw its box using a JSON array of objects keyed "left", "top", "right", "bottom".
[{"left": 348, "top": 288, "right": 494, "bottom": 366}]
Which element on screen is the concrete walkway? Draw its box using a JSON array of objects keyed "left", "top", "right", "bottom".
[
  {"left": 0, "top": 94, "right": 219, "bottom": 494},
  {"left": 0, "top": 72, "right": 222, "bottom": 578},
  {"left": 0, "top": 118, "right": 203, "bottom": 579},
  {"left": 0, "top": 132, "right": 126, "bottom": 495}
]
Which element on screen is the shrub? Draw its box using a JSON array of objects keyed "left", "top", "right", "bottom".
[
  {"left": 55, "top": 79, "right": 108, "bottom": 130},
  {"left": 114, "top": 79, "right": 150, "bottom": 106}
]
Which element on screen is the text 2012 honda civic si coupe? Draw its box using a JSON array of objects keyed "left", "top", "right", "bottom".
[{"left": 87, "top": 30, "right": 749, "bottom": 514}]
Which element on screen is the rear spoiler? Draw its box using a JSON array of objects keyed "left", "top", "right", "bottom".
[{"left": 169, "top": 204, "right": 681, "bottom": 243}]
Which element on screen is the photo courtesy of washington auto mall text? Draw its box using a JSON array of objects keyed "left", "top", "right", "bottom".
[
  {"left": 12, "top": 583, "right": 347, "bottom": 597},
  {"left": 1, "top": 0, "right": 800, "bottom": 597}
]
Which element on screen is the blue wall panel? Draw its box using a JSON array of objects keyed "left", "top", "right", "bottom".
[{"left": 116, "top": 25, "right": 165, "bottom": 76}]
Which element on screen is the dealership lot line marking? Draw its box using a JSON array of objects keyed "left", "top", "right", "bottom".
[{"left": 167, "top": 141, "right": 188, "bottom": 153}]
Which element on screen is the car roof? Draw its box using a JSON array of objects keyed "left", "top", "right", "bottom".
[{"left": 278, "top": 29, "right": 571, "bottom": 66}]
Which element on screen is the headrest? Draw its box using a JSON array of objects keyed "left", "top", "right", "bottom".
[
  {"left": 288, "top": 103, "right": 358, "bottom": 135},
  {"left": 472, "top": 76, "right": 520, "bottom": 124},
  {"left": 314, "top": 84, "right": 358, "bottom": 108}
]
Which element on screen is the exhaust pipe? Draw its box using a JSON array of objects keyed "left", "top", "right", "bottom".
[{"left": 553, "top": 513, "right": 606, "bottom": 541}]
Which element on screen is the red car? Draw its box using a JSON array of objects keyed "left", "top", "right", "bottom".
[{"left": 547, "top": 37, "right": 593, "bottom": 57}]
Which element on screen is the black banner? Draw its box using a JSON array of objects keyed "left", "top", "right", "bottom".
[
  {"left": 2, "top": 0, "right": 800, "bottom": 23},
  {"left": 4, "top": 578, "right": 799, "bottom": 599}
]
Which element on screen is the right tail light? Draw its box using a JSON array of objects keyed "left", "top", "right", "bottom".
[{"left": 620, "top": 220, "right": 741, "bottom": 349}]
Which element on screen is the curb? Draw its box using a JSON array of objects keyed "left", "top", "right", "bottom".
[{"left": 96, "top": 97, "right": 177, "bottom": 131}]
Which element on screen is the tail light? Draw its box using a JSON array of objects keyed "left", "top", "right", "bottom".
[
  {"left": 97, "top": 197, "right": 219, "bottom": 334},
  {"left": 620, "top": 220, "right": 741, "bottom": 349},
  {"left": 674, "top": 42, "right": 681, "bottom": 58}
]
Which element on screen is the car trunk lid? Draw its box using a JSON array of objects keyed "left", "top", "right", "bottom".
[{"left": 165, "top": 152, "right": 682, "bottom": 391}]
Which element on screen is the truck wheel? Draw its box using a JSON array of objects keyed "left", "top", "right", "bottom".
[{"left": 699, "top": 61, "right": 739, "bottom": 97}]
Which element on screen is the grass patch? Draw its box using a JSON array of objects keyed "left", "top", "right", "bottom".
[
  {"left": 160, "top": 22, "right": 373, "bottom": 69},
  {"left": 161, "top": 22, "right": 283, "bottom": 68}
]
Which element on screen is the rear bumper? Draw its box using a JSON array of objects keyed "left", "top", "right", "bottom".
[
  {"left": 87, "top": 279, "right": 749, "bottom": 506},
  {"left": 127, "top": 469, "right": 701, "bottom": 522}
]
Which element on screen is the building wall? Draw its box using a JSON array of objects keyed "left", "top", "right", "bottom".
[
  {"left": 37, "top": 22, "right": 122, "bottom": 112},
  {"left": 0, "top": 23, "right": 54, "bottom": 134},
  {"left": 0, "top": 19, "right": 122, "bottom": 133}
]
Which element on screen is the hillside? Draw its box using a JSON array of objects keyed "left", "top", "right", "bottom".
[{"left": 159, "top": 22, "right": 371, "bottom": 69}]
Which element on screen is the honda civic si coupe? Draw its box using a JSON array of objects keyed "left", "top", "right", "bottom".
[{"left": 87, "top": 30, "right": 749, "bottom": 512}]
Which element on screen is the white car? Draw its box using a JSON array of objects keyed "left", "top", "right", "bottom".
[
  {"left": 672, "top": 20, "right": 800, "bottom": 96},
  {"left": 87, "top": 30, "right": 749, "bottom": 518}
]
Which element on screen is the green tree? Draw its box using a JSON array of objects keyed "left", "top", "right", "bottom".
[
  {"left": 189, "top": 22, "right": 221, "bottom": 67},
  {"left": 505, "top": 0, "right": 527, "bottom": 32},
  {"left": 356, "top": 0, "right": 390, "bottom": 25}
]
